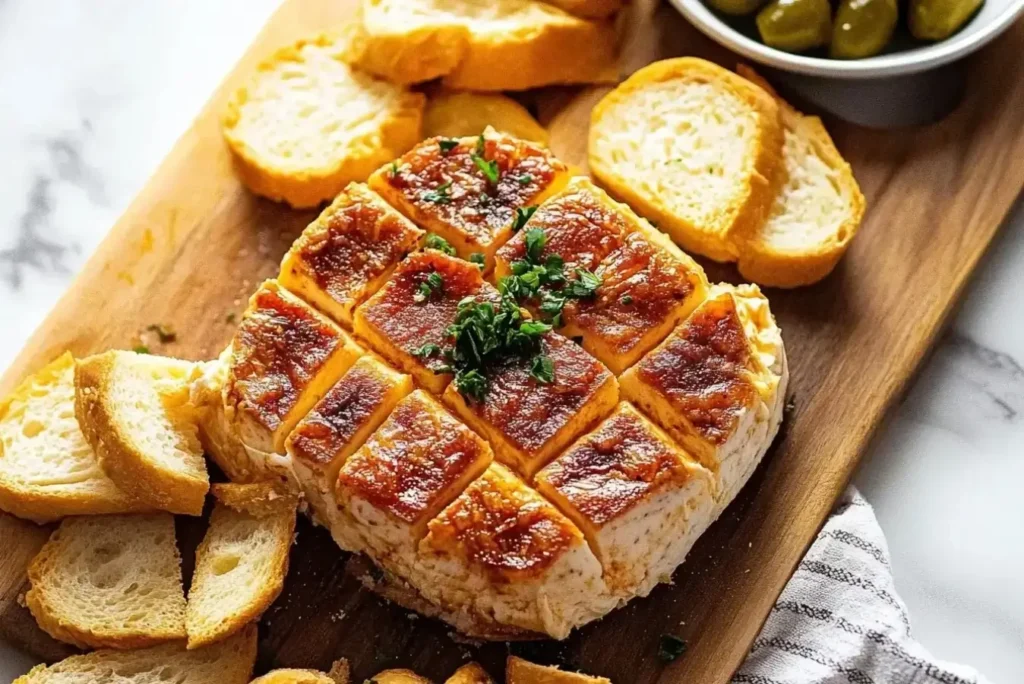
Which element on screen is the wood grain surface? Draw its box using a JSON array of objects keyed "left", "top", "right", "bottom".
[{"left": 2, "top": 1, "right": 1022, "bottom": 682}]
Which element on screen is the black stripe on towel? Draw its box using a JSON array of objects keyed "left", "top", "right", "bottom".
[
  {"left": 732, "top": 674, "right": 790, "bottom": 684},
  {"left": 799, "top": 560, "right": 910, "bottom": 629},
  {"left": 751, "top": 637, "right": 875, "bottom": 684},
  {"left": 821, "top": 529, "right": 891, "bottom": 569}
]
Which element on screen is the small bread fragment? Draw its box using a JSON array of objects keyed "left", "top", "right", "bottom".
[
  {"left": 344, "top": 0, "right": 618, "bottom": 91},
  {"left": 424, "top": 92, "right": 549, "bottom": 145},
  {"left": 735, "top": 66, "right": 866, "bottom": 288},
  {"left": 278, "top": 183, "right": 424, "bottom": 329},
  {"left": 589, "top": 57, "right": 784, "bottom": 262},
  {"left": 185, "top": 483, "right": 296, "bottom": 649},
  {"left": 541, "top": 0, "right": 625, "bottom": 17},
  {"left": 224, "top": 33, "right": 425, "bottom": 208},
  {"left": 369, "top": 671, "right": 432, "bottom": 684},
  {"left": 287, "top": 355, "right": 413, "bottom": 532},
  {"left": 447, "top": 662, "right": 495, "bottom": 684},
  {"left": 0, "top": 353, "right": 145, "bottom": 523},
  {"left": 369, "top": 128, "right": 570, "bottom": 270},
  {"left": 250, "top": 670, "right": 337, "bottom": 684},
  {"left": 506, "top": 656, "right": 611, "bottom": 683},
  {"left": 25, "top": 513, "right": 186, "bottom": 649},
  {"left": 75, "top": 351, "right": 207, "bottom": 516},
  {"left": 14, "top": 623, "right": 257, "bottom": 684}
]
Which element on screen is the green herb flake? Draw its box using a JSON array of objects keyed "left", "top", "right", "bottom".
[
  {"left": 413, "top": 272, "right": 444, "bottom": 304},
  {"left": 425, "top": 233, "right": 457, "bottom": 256},
  {"left": 469, "top": 253, "right": 486, "bottom": 268},
  {"left": 390, "top": 161, "right": 399, "bottom": 177},
  {"left": 621, "top": 295, "right": 633, "bottom": 305},
  {"left": 472, "top": 155, "right": 500, "bottom": 184},
  {"left": 565, "top": 267, "right": 602, "bottom": 299},
  {"left": 530, "top": 354, "right": 555, "bottom": 384},
  {"left": 133, "top": 345, "right": 150, "bottom": 355},
  {"left": 225, "top": 312, "right": 236, "bottom": 324},
  {"left": 658, "top": 634, "right": 687, "bottom": 663},
  {"left": 524, "top": 228, "right": 546, "bottom": 263},
  {"left": 439, "top": 138, "right": 459, "bottom": 154},
  {"left": 520, "top": 320, "right": 552, "bottom": 337},
  {"left": 512, "top": 206, "right": 537, "bottom": 233},
  {"left": 475, "top": 134, "right": 486, "bottom": 156},
  {"left": 146, "top": 323, "right": 177, "bottom": 343},
  {"left": 423, "top": 181, "right": 452, "bottom": 205},
  {"left": 517, "top": 173, "right": 533, "bottom": 185},
  {"left": 412, "top": 343, "right": 442, "bottom": 358},
  {"left": 455, "top": 368, "right": 488, "bottom": 402}
]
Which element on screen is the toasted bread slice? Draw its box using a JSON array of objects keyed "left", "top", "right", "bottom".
[
  {"left": 589, "top": 57, "right": 784, "bottom": 262},
  {"left": 14, "top": 624, "right": 257, "bottom": 684},
  {"left": 447, "top": 663, "right": 495, "bottom": 684},
  {"left": 344, "top": 0, "right": 618, "bottom": 90},
  {"left": 25, "top": 513, "right": 186, "bottom": 649},
  {"left": 224, "top": 33, "right": 425, "bottom": 208},
  {"left": 541, "top": 0, "right": 625, "bottom": 17},
  {"left": 506, "top": 656, "right": 611, "bottom": 683},
  {"left": 0, "top": 353, "right": 146, "bottom": 523},
  {"left": 371, "top": 672, "right": 432, "bottom": 684},
  {"left": 75, "top": 351, "right": 207, "bottom": 516},
  {"left": 424, "top": 92, "right": 549, "bottom": 145},
  {"left": 185, "top": 483, "right": 296, "bottom": 649},
  {"left": 735, "top": 66, "right": 866, "bottom": 287},
  {"left": 251, "top": 671, "right": 337, "bottom": 684}
]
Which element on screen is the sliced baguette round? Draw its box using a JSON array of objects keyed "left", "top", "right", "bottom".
[
  {"left": 14, "top": 623, "right": 257, "bottom": 684},
  {"left": 344, "top": 0, "right": 619, "bottom": 91},
  {"left": 25, "top": 513, "right": 187, "bottom": 650},
  {"left": 589, "top": 57, "right": 785, "bottom": 262},
  {"left": 0, "top": 353, "right": 146, "bottom": 523},
  {"left": 185, "top": 483, "right": 297, "bottom": 649},
  {"left": 424, "top": 92, "right": 549, "bottom": 144},
  {"left": 75, "top": 350, "right": 208, "bottom": 516},
  {"left": 250, "top": 670, "right": 338, "bottom": 684},
  {"left": 735, "top": 66, "right": 866, "bottom": 287},
  {"left": 224, "top": 32, "right": 425, "bottom": 208}
]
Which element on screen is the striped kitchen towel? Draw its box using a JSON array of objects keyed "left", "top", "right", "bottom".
[{"left": 734, "top": 487, "right": 991, "bottom": 684}]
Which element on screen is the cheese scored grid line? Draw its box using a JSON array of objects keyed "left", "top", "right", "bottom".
[{"left": 192, "top": 129, "right": 787, "bottom": 640}]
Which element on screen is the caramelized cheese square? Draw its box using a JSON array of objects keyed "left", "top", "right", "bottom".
[
  {"left": 286, "top": 355, "right": 413, "bottom": 531},
  {"left": 278, "top": 183, "right": 424, "bottom": 328},
  {"left": 442, "top": 332, "right": 618, "bottom": 479},
  {"left": 495, "top": 178, "right": 708, "bottom": 374},
  {"left": 414, "top": 462, "right": 613, "bottom": 639},
  {"left": 619, "top": 286, "right": 783, "bottom": 503},
  {"left": 335, "top": 389, "right": 493, "bottom": 559},
  {"left": 353, "top": 250, "right": 500, "bottom": 394},
  {"left": 535, "top": 402, "right": 714, "bottom": 597},
  {"left": 225, "top": 280, "right": 363, "bottom": 455},
  {"left": 368, "top": 128, "right": 570, "bottom": 270}
]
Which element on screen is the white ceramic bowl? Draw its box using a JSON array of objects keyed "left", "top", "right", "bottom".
[{"left": 668, "top": 0, "right": 1024, "bottom": 78}]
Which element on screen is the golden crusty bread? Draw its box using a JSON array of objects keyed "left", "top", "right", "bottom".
[
  {"left": 446, "top": 663, "right": 494, "bottom": 684},
  {"left": 424, "top": 92, "right": 548, "bottom": 145},
  {"left": 735, "top": 66, "right": 866, "bottom": 287},
  {"left": 224, "top": 32, "right": 425, "bottom": 208},
  {"left": 506, "top": 657, "right": 610, "bottom": 683},
  {"left": 344, "top": 0, "right": 618, "bottom": 91},
  {"left": 75, "top": 350, "right": 207, "bottom": 516},
  {"left": 185, "top": 483, "right": 297, "bottom": 649},
  {"left": 25, "top": 513, "right": 186, "bottom": 649},
  {"left": 370, "top": 671, "right": 432, "bottom": 684},
  {"left": 542, "top": 0, "right": 625, "bottom": 17},
  {"left": 589, "top": 57, "right": 784, "bottom": 263},
  {"left": 250, "top": 671, "right": 337, "bottom": 684},
  {"left": 0, "top": 353, "right": 146, "bottom": 523},
  {"left": 14, "top": 624, "right": 257, "bottom": 684}
]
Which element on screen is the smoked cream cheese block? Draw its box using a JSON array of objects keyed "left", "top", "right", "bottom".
[{"left": 186, "top": 132, "right": 788, "bottom": 640}]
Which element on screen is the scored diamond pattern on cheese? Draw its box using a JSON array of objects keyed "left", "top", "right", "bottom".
[
  {"left": 335, "top": 390, "right": 493, "bottom": 565},
  {"left": 414, "top": 462, "right": 615, "bottom": 639},
  {"left": 535, "top": 402, "right": 714, "bottom": 598},
  {"left": 353, "top": 250, "right": 501, "bottom": 394},
  {"left": 278, "top": 182, "right": 424, "bottom": 328},
  {"left": 368, "top": 128, "right": 570, "bottom": 271},
  {"left": 620, "top": 283, "right": 785, "bottom": 510},
  {"left": 286, "top": 355, "right": 413, "bottom": 534},
  {"left": 495, "top": 178, "right": 709, "bottom": 374},
  {"left": 442, "top": 331, "right": 618, "bottom": 478},
  {"left": 184, "top": 133, "right": 787, "bottom": 641}
]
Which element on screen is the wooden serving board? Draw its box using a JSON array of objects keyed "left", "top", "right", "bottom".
[{"left": 2, "top": 0, "right": 1023, "bottom": 681}]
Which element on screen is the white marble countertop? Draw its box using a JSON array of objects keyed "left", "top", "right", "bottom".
[{"left": 0, "top": 2, "right": 1021, "bottom": 682}]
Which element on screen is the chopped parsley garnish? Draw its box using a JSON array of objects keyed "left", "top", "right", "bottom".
[
  {"left": 517, "top": 173, "right": 533, "bottom": 185},
  {"left": 473, "top": 155, "right": 500, "bottom": 184},
  {"left": 455, "top": 368, "right": 488, "bottom": 402},
  {"left": 658, "top": 634, "right": 687, "bottom": 663},
  {"left": 390, "top": 161, "right": 399, "bottom": 177},
  {"left": 133, "top": 345, "right": 150, "bottom": 355},
  {"left": 425, "top": 233, "right": 457, "bottom": 256},
  {"left": 524, "top": 227, "right": 546, "bottom": 262},
  {"left": 475, "top": 134, "right": 486, "bottom": 156},
  {"left": 146, "top": 324, "right": 177, "bottom": 343},
  {"left": 530, "top": 354, "right": 555, "bottom": 384},
  {"left": 621, "top": 295, "right": 633, "bottom": 305},
  {"left": 423, "top": 181, "right": 452, "bottom": 205},
  {"left": 412, "top": 342, "right": 442, "bottom": 358},
  {"left": 469, "top": 253, "right": 486, "bottom": 268},
  {"left": 439, "top": 138, "right": 459, "bottom": 154},
  {"left": 565, "top": 268, "right": 602, "bottom": 299},
  {"left": 512, "top": 206, "right": 537, "bottom": 233},
  {"left": 413, "top": 271, "right": 444, "bottom": 303}
]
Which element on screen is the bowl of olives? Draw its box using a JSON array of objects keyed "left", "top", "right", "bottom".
[{"left": 669, "top": 0, "right": 1024, "bottom": 75}]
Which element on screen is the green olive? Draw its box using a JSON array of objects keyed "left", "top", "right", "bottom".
[
  {"left": 830, "top": 0, "right": 899, "bottom": 58},
  {"left": 706, "top": 0, "right": 767, "bottom": 15},
  {"left": 756, "top": 0, "right": 833, "bottom": 52},
  {"left": 909, "top": 0, "right": 984, "bottom": 40}
]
